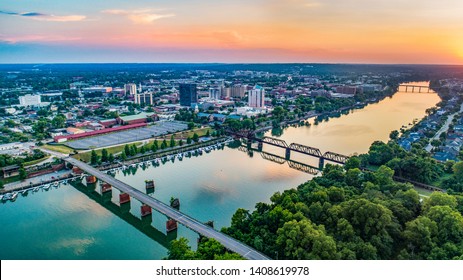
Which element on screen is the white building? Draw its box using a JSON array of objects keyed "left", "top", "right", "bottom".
[
  {"left": 248, "top": 85, "right": 265, "bottom": 108},
  {"left": 19, "top": 94, "right": 41, "bottom": 106},
  {"left": 124, "top": 83, "right": 137, "bottom": 95},
  {"left": 134, "top": 92, "right": 154, "bottom": 105},
  {"left": 209, "top": 88, "right": 221, "bottom": 100}
]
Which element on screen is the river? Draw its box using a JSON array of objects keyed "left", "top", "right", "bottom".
[{"left": 0, "top": 82, "right": 440, "bottom": 259}]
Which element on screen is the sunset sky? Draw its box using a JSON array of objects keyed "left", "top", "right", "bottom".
[{"left": 1, "top": 0, "right": 463, "bottom": 63}]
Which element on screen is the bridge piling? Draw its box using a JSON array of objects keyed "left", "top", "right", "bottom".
[
  {"left": 141, "top": 204, "right": 152, "bottom": 217},
  {"left": 285, "top": 148, "right": 291, "bottom": 160},
  {"left": 119, "top": 193, "right": 130, "bottom": 204},
  {"left": 257, "top": 142, "right": 263, "bottom": 151},
  {"left": 319, "top": 158, "right": 325, "bottom": 170}
]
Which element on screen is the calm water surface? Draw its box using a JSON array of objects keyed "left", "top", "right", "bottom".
[{"left": 0, "top": 82, "right": 440, "bottom": 259}]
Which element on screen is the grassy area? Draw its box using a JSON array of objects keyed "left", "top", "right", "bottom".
[
  {"left": 23, "top": 155, "right": 51, "bottom": 167},
  {"left": 74, "top": 141, "right": 143, "bottom": 162},
  {"left": 71, "top": 127, "right": 213, "bottom": 163},
  {"left": 42, "top": 144, "right": 75, "bottom": 154},
  {"left": 0, "top": 175, "right": 21, "bottom": 186}
]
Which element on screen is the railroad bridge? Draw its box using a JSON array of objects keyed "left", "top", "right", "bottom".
[{"left": 230, "top": 129, "right": 350, "bottom": 169}]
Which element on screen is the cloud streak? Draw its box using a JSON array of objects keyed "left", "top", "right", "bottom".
[
  {"left": 102, "top": 9, "right": 174, "bottom": 24},
  {"left": 0, "top": 10, "right": 86, "bottom": 22}
]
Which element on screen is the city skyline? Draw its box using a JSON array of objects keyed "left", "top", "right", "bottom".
[{"left": 1, "top": 0, "right": 463, "bottom": 64}]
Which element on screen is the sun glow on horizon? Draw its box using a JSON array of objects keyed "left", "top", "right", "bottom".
[{"left": 1, "top": 0, "right": 463, "bottom": 64}]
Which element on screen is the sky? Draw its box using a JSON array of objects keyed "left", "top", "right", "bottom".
[{"left": 1, "top": 0, "right": 463, "bottom": 64}]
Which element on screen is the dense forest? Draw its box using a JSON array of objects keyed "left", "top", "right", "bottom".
[{"left": 168, "top": 141, "right": 463, "bottom": 260}]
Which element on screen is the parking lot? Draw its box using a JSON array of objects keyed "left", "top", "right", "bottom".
[{"left": 65, "top": 121, "right": 188, "bottom": 150}]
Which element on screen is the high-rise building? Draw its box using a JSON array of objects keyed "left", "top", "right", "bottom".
[
  {"left": 209, "top": 87, "right": 220, "bottom": 100},
  {"left": 231, "top": 84, "right": 246, "bottom": 98},
  {"left": 124, "top": 83, "right": 137, "bottom": 95},
  {"left": 134, "top": 92, "right": 154, "bottom": 105},
  {"left": 248, "top": 85, "right": 265, "bottom": 108},
  {"left": 179, "top": 83, "right": 198, "bottom": 107},
  {"left": 19, "top": 94, "right": 41, "bottom": 106}
]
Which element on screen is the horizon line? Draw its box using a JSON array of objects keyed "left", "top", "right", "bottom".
[{"left": 1, "top": 62, "right": 463, "bottom": 66}]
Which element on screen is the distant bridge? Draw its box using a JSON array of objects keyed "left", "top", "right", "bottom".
[
  {"left": 64, "top": 157, "right": 270, "bottom": 260},
  {"left": 398, "top": 85, "right": 437, "bottom": 93}
]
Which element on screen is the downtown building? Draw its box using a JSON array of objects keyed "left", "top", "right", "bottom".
[
  {"left": 124, "top": 83, "right": 137, "bottom": 95},
  {"left": 230, "top": 84, "right": 247, "bottom": 98},
  {"left": 134, "top": 92, "right": 155, "bottom": 106},
  {"left": 248, "top": 85, "right": 265, "bottom": 108},
  {"left": 179, "top": 83, "right": 198, "bottom": 107}
]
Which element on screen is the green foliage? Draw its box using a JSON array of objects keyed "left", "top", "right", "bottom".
[
  {"left": 166, "top": 237, "right": 244, "bottom": 260},
  {"left": 90, "top": 150, "right": 99, "bottom": 165},
  {"left": 170, "top": 135, "right": 176, "bottom": 148},
  {"left": 108, "top": 153, "right": 115, "bottom": 163},
  {"left": 218, "top": 148, "right": 463, "bottom": 260},
  {"left": 19, "top": 167, "right": 27, "bottom": 180},
  {"left": 101, "top": 149, "right": 108, "bottom": 162},
  {"left": 192, "top": 133, "right": 199, "bottom": 143}
]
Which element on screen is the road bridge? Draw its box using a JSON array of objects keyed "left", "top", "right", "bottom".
[{"left": 63, "top": 157, "right": 270, "bottom": 260}]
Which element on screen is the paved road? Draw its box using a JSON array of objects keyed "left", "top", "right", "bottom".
[
  {"left": 425, "top": 102, "right": 463, "bottom": 152},
  {"left": 64, "top": 157, "right": 270, "bottom": 260}
]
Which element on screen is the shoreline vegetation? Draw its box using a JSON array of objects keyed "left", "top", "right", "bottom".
[{"left": 166, "top": 81, "right": 463, "bottom": 260}]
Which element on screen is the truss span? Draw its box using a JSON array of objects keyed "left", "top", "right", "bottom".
[
  {"left": 260, "top": 151, "right": 286, "bottom": 164},
  {"left": 260, "top": 136, "right": 288, "bottom": 148},
  {"left": 289, "top": 143, "right": 322, "bottom": 157},
  {"left": 323, "top": 151, "right": 349, "bottom": 164},
  {"left": 287, "top": 161, "right": 320, "bottom": 175}
]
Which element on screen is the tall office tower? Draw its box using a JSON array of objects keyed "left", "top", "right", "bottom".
[
  {"left": 231, "top": 84, "right": 246, "bottom": 98},
  {"left": 248, "top": 85, "right": 265, "bottom": 108},
  {"left": 179, "top": 83, "right": 198, "bottom": 107},
  {"left": 209, "top": 87, "right": 221, "bottom": 100},
  {"left": 124, "top": 83, "right": 137, "bottom": 95}
]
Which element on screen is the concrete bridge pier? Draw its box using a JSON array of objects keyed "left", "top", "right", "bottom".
[
  {"left": 257, "top": 142, "right": 263, "bottom": 151},
  {"left": 166, "top": 219, "right": 178, "bottom": 232},
  {"left": 101, "top": 183, "right": 112, "bottom": 193},
  {"left": 285, "top": 148, "right": 291, "bottom": 160},
  {"left": 141, "top": 204, "right": 152, "bottom": 217},
  {"left": 319, "top": 157, "right": 325, "bottom": 170},
  {"left": 119, "top": 193, "right": 130, "bottom": 204}
]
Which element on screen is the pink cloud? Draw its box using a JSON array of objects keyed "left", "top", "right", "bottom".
[{"left": 102, "top": 9, "right": 174, "bottom": 24}]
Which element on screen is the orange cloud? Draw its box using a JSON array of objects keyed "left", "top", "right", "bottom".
[{"left": 102, "top": 9, "right": 174, "bottom": 24}]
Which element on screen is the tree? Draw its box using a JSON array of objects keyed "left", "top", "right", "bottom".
[
  {"left": 151, "top": 141, "right": 158, "bottom": 152},
  {"left": 187, "top": 137, "right": 192, "bottom": 144},
  {"left": 178, "top": 139, "right": 184, "bottom": 146},
  {"left": 108, "top": 153, "right": 115, "bottom": 163},
  {"left": 140, "top": 145, "right": 146, "bottom": 154},
  {"left": 101, "top": 149, "right": 108, "bottom": 162},
  {"left": 276, "top": 219, "right": 339, "bottom": 260},
  {"left": 192, "top": 133, "right": 199, "bottom": 143},
  {"left": 170, "top": 135, "right": 176, "bottom": 148},
  {"left": 206, "top": 130, "right": 210, "bottom": 137},
  {"left": 165, "top": 238, "right": 196, "bottom": 260},
  {"left": 389, "top": 130, "right": 399, "bottom": 140},
  {"left": 51, "top": 115, "right": 66, "bottom": 129},
  {"left": 453, "top": 162, "right": 463, "bottom": 181},
  {"left": 19, "top": 167, "right": 27, "bottom": 180},
  {"left": 90, "top": 150, "right": 99, "bottom": 165},
  {"left": 124, "top": 144, "right": 130, "bottom": 156},
  {"left": 120, "top": 150, "right": 127, "bottom": 161},
  {"left": 161, "top": 139, "right": 168, "bottom": 149}
]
